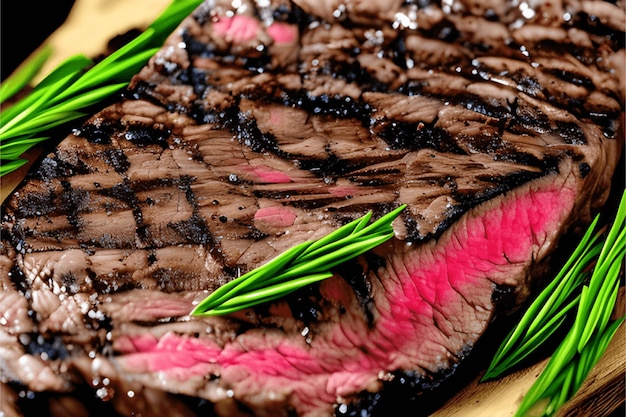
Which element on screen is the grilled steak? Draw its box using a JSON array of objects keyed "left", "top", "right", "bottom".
[{"left": 1, "top": 0, "right": 624, "bottom": 416}]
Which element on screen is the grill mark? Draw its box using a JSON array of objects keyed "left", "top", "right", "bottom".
[
  {"left": 15, "top": 190, "right": 57, "bottom": 218},
  {"left": 169, "top": 213, "right": 213, "bottom": 246},
  {"left": 101, "top": 148, "right": 130, "bottom": 174},
  {"left": 228, "top": 109, "right": 287, "bottom": 156},
  {"left": 296, "top": 149, "right": 366, "bottom": 178},
  {"left": 174, "top": 176, "right": 229, "bottom": 269},
  {"left": 101, "top": 182, "right": 149, "bottom": 241},
  {"left": 60, "top": 180, "right": 87, "bottom": 230}
]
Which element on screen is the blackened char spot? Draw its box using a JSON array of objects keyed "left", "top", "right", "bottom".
[
  {"left": 169, "top": 213, "right": 213, "bottom": 245},
  {"left": 397, "top": 80, "right": 433, "bottom": 96},
  {"left": 178, "top": 67, "right": 210, "bottom": 96},
  {"left": 387, "top": 36, "right": 409, "bottom": 70},
  {"left": 101, "top": 149, "right": 130, "bottom": 174},
  {"left": 123, "top": 123, "right": 170, "bottom": 148},
  {"left": 556, "top": 121, "right": 586, "bottom": 145},
  {"left": 323, "top": 58, "right": 389, "bottom": 93},
  {"left": 284, "top": 289, "right": 322, "bottom": 324},
  {"left": 280, "top": 92, "right": 373, "bottom": 124},
  {"left": 579, "top": 162, "right": 591, "bottom": 178},
  {"left": 428, "top": 18, "right": 460, "bottom": 43},
  {"left": 297, "top": 149, "right": 363, "bottom": 178},
  {"left": 182, "top": 29, "right": 216, "bottom": 58},
  {"left": 510, "top": 104, "right": 551, "bottom": 134},
  {"left": 510, "top": 70, "right": 542, "bottom": 96},
  {"left": 176, "top": 175, "right": 200, "bottom": 209},
  {"left": 463, "top": 97, "right": 512, "bottom": 120},
  {"left": 271, "top": 2, "right": 312, "bottom": 27},
  {"left": 376, "top": 120, "right": 465, "bottom": 154},
  {"left": 229, "top": 110, "right": 285, "bottom": 155},
  {"left": 61, "top": 180, "right": 89, "bottom": 229},
  {"left": 454, "top": 169, "right": 547, "bottom": 217},
  {"left": 8, "top": 264, "right": 29, "bottom": 293},
  {"left": 15, "top": 190, "right": 56, "bottom": 218},
  {"left": 76, "top": 120, "right": 117, "bottom": 145},
  {"left": 589, "top": 112, "right": 620, "bottom": 139},
  {"left": 32, "top": 153, "right": 92, "bottom": 181},
  {"left": 491, "top": 283, "right": 517, "bottom": 311}
]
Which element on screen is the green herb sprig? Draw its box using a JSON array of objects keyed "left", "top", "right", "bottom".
[
  {"left": 484, "top": 189, "right": 625, "bottom": 416},
  {"left": 0, "top": 0, "right": 204, "bottom": 177},
  {"left": 191, "top": 205, "right": 406, "bottom": 316}
]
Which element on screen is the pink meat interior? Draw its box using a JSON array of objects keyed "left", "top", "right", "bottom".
[{"left": 113, "top": 178, "right": 576, "bottom": 413}]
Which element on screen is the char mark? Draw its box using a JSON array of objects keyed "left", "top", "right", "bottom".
[{"left": 375, "top": 119, "right": 466, "bottom": 154}]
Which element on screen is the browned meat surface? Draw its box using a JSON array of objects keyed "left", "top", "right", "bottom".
[{"left": 1, "top": 0, "right": 624, "bottom": 416}]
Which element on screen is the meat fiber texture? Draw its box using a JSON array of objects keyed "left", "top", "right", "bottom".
[{"left": 0, "top": 0, "right": 624, "bottom": 416}]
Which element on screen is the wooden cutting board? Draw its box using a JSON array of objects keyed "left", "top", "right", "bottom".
[{"left": 3, "top": 1, "right": 625, "bottom": 416}]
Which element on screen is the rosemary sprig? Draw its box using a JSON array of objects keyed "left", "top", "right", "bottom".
[
  {"left": 0, "top": 0, "right": 204, "bottom": 177},
  {"left": 191, "top": 205, "right": 406, "bottom": 316},
  {"left": 484, "top": 189, "right": 625, "bottom": 416}
]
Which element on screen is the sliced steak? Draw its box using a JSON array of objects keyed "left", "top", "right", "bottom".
[{"left": 1, "top": 0, "right": 624, "bottom": 416}]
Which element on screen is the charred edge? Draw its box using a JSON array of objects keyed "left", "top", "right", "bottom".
[
  {"left": 454, "top": 168, "right": 548, "bottom": 210},
  {"left": 490, "top": 283, "right": 518, "bottom": 312},
  {"left": 336, "top": 363, "right": 469, "bottom": 417},
  {"left": 374, "top": 119, "right": 466, "bottom": 154},
  {"left": 400, "top": 168, "right": 547, "bottom": 242}
]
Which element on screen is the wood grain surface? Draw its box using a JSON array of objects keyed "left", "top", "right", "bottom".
[{"left": 3, "top": 1, "right": 625, "bottom": 416}]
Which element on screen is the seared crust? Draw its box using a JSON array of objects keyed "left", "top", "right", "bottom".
[{"left": 1, "top": 1, "right": 623, "bottom": 416}]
